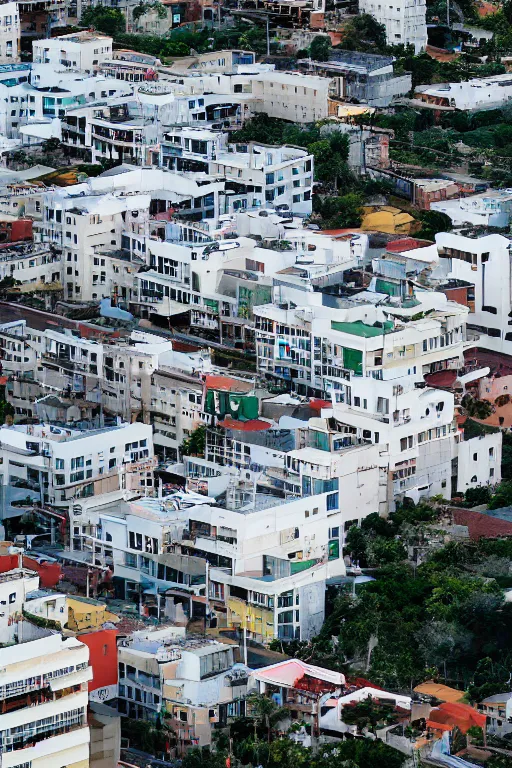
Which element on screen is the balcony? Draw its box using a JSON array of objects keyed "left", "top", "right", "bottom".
[{"left": 1, "top": 717, "right": 87, "bottom": 754}]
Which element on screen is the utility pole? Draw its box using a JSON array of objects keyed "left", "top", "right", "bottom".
[
  {"left": 447, "top": 0, "right": 450, "bottom": 28},
  {"left": 266, "top": 15, "right": 270, "bottom": 57}
]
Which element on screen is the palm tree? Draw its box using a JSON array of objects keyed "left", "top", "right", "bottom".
[{"left": 248, "top": 692, "right": 288, "bottom": 742}]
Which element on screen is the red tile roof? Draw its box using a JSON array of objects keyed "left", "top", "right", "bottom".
[
  {"left": 204, "top": 374, "right": 253, "bottom": 393},
  {"left": 217, "top": 417, "right": 270, "bottom": 431},
  {"left": 309, "top": 399, "right": 332, "bottom": 411},
  {"left": 427, "top": 702, "right": 486, "bottom": 734},
  {"left": 424, "top": 370, "right": 458, "bottom": 388},
  {"left": 451, "top": 507, "right": 512, "bottom": 540}
]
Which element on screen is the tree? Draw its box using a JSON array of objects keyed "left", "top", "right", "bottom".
[
  {"left": 313, "top": 193, "right": 364, "bottom": 228},
  {"left": 248, "top": 693, "right": 288, "bottom": 742},
  {"left": 309, "top": 35, "right": 332, "bottom": 61},
  {"left": 416, "top": 210, "right": 453, "bottom": 241},
  {"left": 489, "top": 480, "right": 512, "bottom": 509},
  {"left": 180, "top": 424, "right": 206, "bottom": 457},
  {"left": 80, "top": 7, "right": 126, "bottom": 36},
  {"left": 182, "top": 746, "right": 227, "bottom": 768},
  {"left": 42, "top": 137, "right": 62, "bottom": 153},
  {"left": 341, "top": 13, "right": 387, "bottom": 51},
  {"left": 344, "top": 524, "right": 368, "bottom": 566}
]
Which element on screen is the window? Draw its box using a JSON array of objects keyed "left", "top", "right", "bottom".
[
  {"left": 326, "top": 492, "right": 338, "bottom": 512},
  {"left": 55, "top": 458, "right": 64, "bottom": 469},
  {"left": 129, "top": 531, "right": 143, "bottom": 550},
  {"left": 9, "top": 592, "right": 16, "bottom": 603}
]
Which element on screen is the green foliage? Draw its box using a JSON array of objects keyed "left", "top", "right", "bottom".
[
  {"left": 0, "top": 397, "right": 14, "bottom": 425},
  {"left": 464, "top": 486, "right": 492, "bottom": 507},
  {"left": 234, "top": 116, "right": 355, "bottom": 197},
  {"left": 182, "top": 747, "right": 228, "bottom": 768},
  {"left": 112, "top": 23, "right": 273, "bottom": 60},
  {"left": 309, "top": 35, "right": 331, "bottom": 61},
  {"left": 121, "top": 717, "right": 171, "bottom": 753},
  {"left": 289, "top": 518, "right": 512, "bottom": 691},
  {"left": 468, "top": 655, "right": 512, "bottom": 702},
  {"left": 80, "top": 6, "right": 126, "bottom": 36},
  {"left": 340, "top": 695, "right": 401, "bottom": 732},
  {"left": 184, "top": 733, "right": 405, "bottom": 768},
  {"left": 313, "top": 193, "right": 364, "bottom": 228},
  {"left": 461, "top": 394, "right": 493, "bottom": 420},
  {"left": 340, "top": 13, "right": 387, "bottom": 51},
  {"left": 181, "top": 424, "right": 206, "bottom": 457},
  {"left": 22, "top": 609, "right": 61, "bottom": 631},
  {"left": 415, "top": 210, "right": 453, "bottom": 241},
  {"left": 502, "top": 432, "right": 512, "bottom": 481},
  {"left": 489, "top": 480, "right": 512, "bottom": 509},
  {"left": 132, "top": 1, "right": 167, "bottom": 22}
]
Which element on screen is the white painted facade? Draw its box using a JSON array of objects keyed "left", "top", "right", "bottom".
[
  {"left": 33, "top": 32, "right": 113, "bottom": 73},
  {"left": 435, "top": 232, "right": 512, "bottom": 356},
  {"left": 431, "top": 190, "right": 512, "bottom": 227},
  {"left": 358, "top": 0, "right": 427, "bottom": 52},
  {"left": 0, "top": 3, "right": 20, "bottom": 63},
  {"left": 0, "top": 634, "right": 91, "bottom": 768},
  {"left": 417, "top": 73, "right": 512, "bottom": 110}
]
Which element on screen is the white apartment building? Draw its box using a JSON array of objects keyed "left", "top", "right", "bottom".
[
  {"left": 0, "top": 242, "right": 62, "bottom": 307},
  {"left": 359, "top": 0, "right": 427, "bottom": 52},
  {"left": 416, "top": 73, "right": 512, "bottom": 110},
  {"left": 431, "top": 189, "right": 512, "bottom": 228},
  {"left": 435, "top": 232, "right": 512, "bottom": 356},
  {"left": 0, "top": 3, "right": 20, "bottom": 63},
  {"left": 0, "top": 420, "right": 154, "bottom": 524},
  {"left": 158, "top": 129, "right": 314, "bottom": 216},
  {"left": 37, "top": 189, "right": 150, "bottom": 302},
  {"left": 0, "top": 565, "right": 39, "bottom": 643},
  {"left": 187, "top": 69, "right": 331, "bottom": 124},
  {"left": 118, "top": 627, "right": 248, "bottom": 749},
  {"left": 33, "top": 31, "right": 113, "bottom": 73},
  {"left": 0, "top": 633, "right": 92, "bottom": 768}
]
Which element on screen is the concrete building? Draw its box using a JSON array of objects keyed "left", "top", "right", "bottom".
[
  {"left": 0, "top": 633, "right": 92, "bottom": 768},
  {"left": 0, "top": 3, "right": 20, "bottom": 64},
  {"left": 117, "top": 626, "right": 248, "bottom": 752},
  {"left": 33, "top": 32, "right": 113, "bottom": 73},
  {"left": 435, "top": 232, "right": 512, "bottom": 357},
  {"left": 415, "top": 73, "right": 512, "bottom": 110},
  {"left": 359, "top": 0, "right": 427, "bottom": 52},
  {"left": 303, "top": 50, "right": 412, "bottom": 108},
  {"left": 431, "top": 188, "right": 512, "bottom": 227},
  {"left": 0, "top": 419, "right": 155, "bottom": 526}
]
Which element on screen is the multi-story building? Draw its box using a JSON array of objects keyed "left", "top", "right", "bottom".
[
  {"left": 33, "top": 32, "right": 113, "bottom": 73},
  {"left": 415, "top": 73, "right": 512, "bottom": 110},
  {"left": 358, "top": 0, "right": 427, "bottom": 52},
  {"left": 0, "top": 419, "right": 155, "bottom": 526},
  {"left": 303, "top": 50, "right": 413, "bottom": 108},
  {"left": 434, "top": 232, "right": 512, "bottom": 357},
  {"left": 37, "top": 188, "right": 150, "bottom": 302},
  {"left": 0, "top": 3, "right": 20, "bottom": 64},
  {"left": 0, "top": 633, "right": 92, "bottom": 768},
  {"left": 118, "top": 627, "right": 248, "bottom": 752},
  {"left": 431, "top": 189, "right": 512, "bottom": 227}
]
